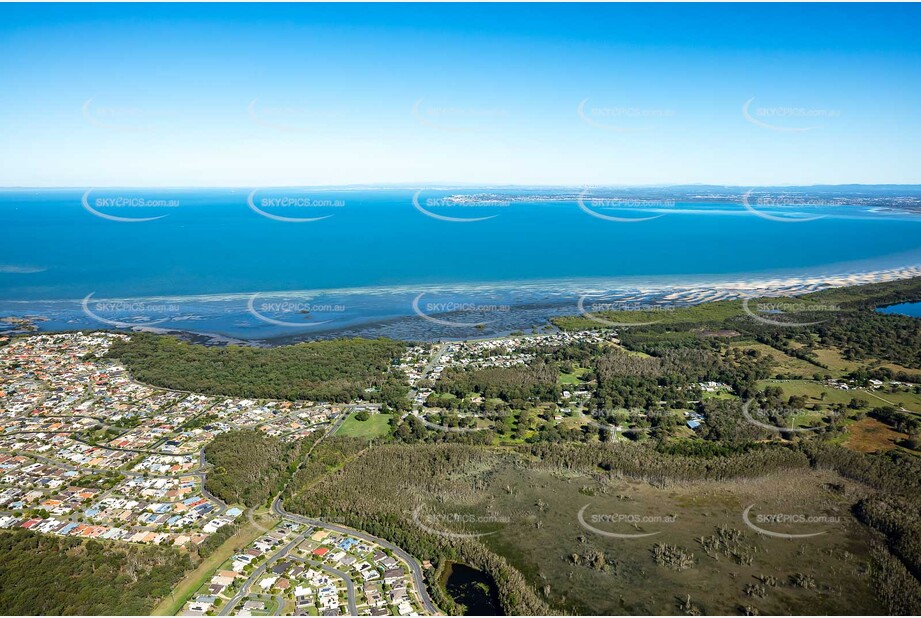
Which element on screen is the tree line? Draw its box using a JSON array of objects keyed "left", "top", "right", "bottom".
[{"left": 0, "top": 530, "right": 190, "bottom": 615}]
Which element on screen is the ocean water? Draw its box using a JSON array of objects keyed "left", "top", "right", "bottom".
[{"left": 2, "top": 188, "right": 921, "bottom": 342}]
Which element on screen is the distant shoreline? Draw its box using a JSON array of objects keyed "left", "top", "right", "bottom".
[{"left": 264, "top": 264, "right": 921, "bottom": 344}]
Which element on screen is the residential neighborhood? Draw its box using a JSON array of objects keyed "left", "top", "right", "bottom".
[
  {"left": 182, "top": 520, "right": 429, "bottom": 617},
  {"left": 399, "top": 330, "right": 612, "bottom": 410},
  {"left": 0, "top": 331, "right": 437, "bottom": 616},
  {"left": 0, "top": 333, "right": 336, "bottom": 548}
]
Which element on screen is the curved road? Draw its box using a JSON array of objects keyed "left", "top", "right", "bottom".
[
  {"left": 299, "top": 557, "right": 358, "bottom": 617},
  {"left": 272, "top": 497, "right": 438, "bottom": 615},
  {"left": 218, "top": 533, "right": 359, "bottom": 616},
  {"left": 20, "top": 400, "right": 434, "bottom": 614},
  {"left": 218, "top": 534, "right": 304, "bottom": 616},
  {"left": 220, "top": 406, "right": 434, "bottom": 616},
  {"left": 196, "top": 447, "right": 228, "bottom": 510}
]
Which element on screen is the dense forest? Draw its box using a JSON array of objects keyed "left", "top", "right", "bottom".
[
  {"left": 592, "top": 346, "right": 774, "bottom": 410},
  {"left": 801, "top": 276, "right": 921, "bottom": 310},
  {"left": 204, "top": 429, "right": 299, "bottom": 507},
  {"left": 108, "top": 333, "right": 409, "bottom": 406},
  {"left": 815, "top": 313, "right": 921, "bottom": 368},
  {"left": 0, "top": 530, "right": 190, "bottom": 615},
  {"left": 742, "top": 310, "right": 921, "bottom": 370}
]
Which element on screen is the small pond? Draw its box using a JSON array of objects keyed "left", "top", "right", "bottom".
[{"left": 440, "top": 562, "right": 502, "bottom": 615}]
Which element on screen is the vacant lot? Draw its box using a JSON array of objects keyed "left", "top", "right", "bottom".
[
  {"left": 811, "top": 347, "right": 857, "bottom": 375},
  {"left": 845, "top": 417, "right": 908, "bottom": 453},
  {"left": 334, "top": 411, "right": 393, "bottom": 438},
  {"left": 731, "top": 341, "right": 819, "bottom": 378},
  {"left": 558, "top": 366, "right": 590, "bottom": 385}
]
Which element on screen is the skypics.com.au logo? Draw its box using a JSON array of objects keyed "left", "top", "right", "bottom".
[
  {"left": 742, "top": 504, "right": 840, "bottom": 539},
  {"left": 576, "top": 296, "right": 674, "bottom": 328},
  {"left": 247, "top": 293, "right": 347, "bottom": 328},
  {"left": 81, "top": 97, "right": 171, "bottom": 133},
  {"left": 247, "top": 189, "right": 345, "bottom": 223},
  {"left": 411, "top": 293, "right": 511, "bottom": 328},
  {"left": 577, "top": 98, "right": 675, "bottom": 132},
  {"left": 81, "top": 293, "right": 182, "bottom": 328},
  {"left": 740, "top": 399, "right": 840, "bottom": 434},
  {"left": 741, "top": 297, "right": 840, "bottom": 327},
  {"left": 576, "top": 189, "right": 674, "bottom": 222},
  {"left": 81, "top": 189, "right": 179, "bottom": 223},
  {"left": 741, "top": 190, "right": 832, "bottom": 223},
  {"left": 742, "top": 97, "right": 841, "bottom": 133},
  {"left": 411, "top": 190, "right": 510, "bottom": 223},
  {"left": 577, "top": 504, "right": 677, "bottom": 539},
  {"left": 411, "top": 505, "right": 510, "bottom": 539}
]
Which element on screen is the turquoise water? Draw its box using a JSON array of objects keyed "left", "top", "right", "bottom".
[{"left": 2, "top": 188, "right": 921, "bottom": 340}]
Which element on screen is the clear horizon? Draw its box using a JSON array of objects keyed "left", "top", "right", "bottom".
[
  {"left": 4, "top": 183, "right": 921, "bottom": 190},
  {"left": 2, "top": 3, "right": 920, "bottom": 186}
]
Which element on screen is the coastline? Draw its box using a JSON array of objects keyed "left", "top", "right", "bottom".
[{"left": 3, "top": 264, "right": 921, "bottom": 345}]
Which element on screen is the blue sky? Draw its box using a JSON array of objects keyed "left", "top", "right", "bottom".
[{"left": 1, "top": 3, "right": 920, "bottom": 187}]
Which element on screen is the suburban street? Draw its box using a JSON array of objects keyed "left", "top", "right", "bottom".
[
  {"left": 272, "top": 492, "right": 439, "bottom": 614},
  {"left": 219, "top": 534, "right": 306, "bottom": 617}
]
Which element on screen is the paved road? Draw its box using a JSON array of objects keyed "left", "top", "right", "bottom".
[
  {"left": 21, "top": 400, "right": 430, "bottom": 615},
  {"left": 269, "top": 403, "right": 439, "bottom": 614},
  {"left": 196, "top": 447, "right": 228, "bottom": 510},
  {"left": 218, "top": 532, "right": 360, "bottom": 617},
  {"left": 326, "top": 407, "right": 352, "bottom": 436},
  {"left": 0, "top": 448, "right": 201, "bottom": 480},
  {"left": 404, "top": 342, "right": 449, "bottom": 422},
  {"left": 290, "top": 556, "right": 358, "bottom": 616},
  {"left": 219, "top": 534, "right": 304, "bottom": 616},
  {"left": 272, "top": 497, "right": 438, "bottom": 615},
  {"left": 71, "top": 434, "right": 200, "bottom": 457},
  {"left": 421, "top": 343, "right": 448, "bottom": 380}
]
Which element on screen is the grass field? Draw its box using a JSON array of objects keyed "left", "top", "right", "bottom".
[
  {"left": 807, "top": 346, "right": 921, "bottom": 381},
  {"left": 558, "top": 366, "right": 589, "bottom": 385},
  {"left": 757, "top": 379, "right": 921, "bottom": 414},
  {"left": 845, "top": 417, "right": 907, "bottom": 453},
  {"left": 756, "top": 379, "right": 867, "bottom": 406},
  {"left": 152, "top": 509, "right": 279, "bottom": 616},
  {"left": 334, "top": 411, "right": 393, "bottom": 439},
  {"left": 811, "top": 347, "right": 858, "bottom": 375},
  {"left": 701, "top": 389, "right": 738, "bottom": 400},
  {"left": 552, "top": 300, "right": 744, "bottom": 331},
  {"left": 480, "top": 465, "right": 880, "bottom": 616},
  {"left": 861, "top": 389, "right": 921, "bottom": 413},
  {"left": 877, "top": 361, "right": 921, "bottom": 378},
  {"left": 428, "top": 392, "right": 457, "bottom": 401},
  {"left": 730, "top": 341, "right": 820, "bottom": 378}
]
